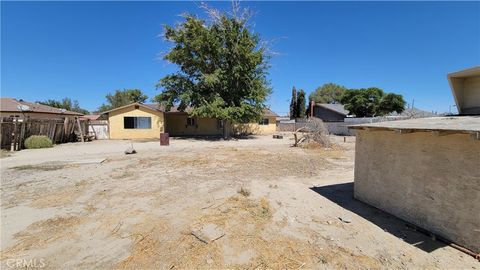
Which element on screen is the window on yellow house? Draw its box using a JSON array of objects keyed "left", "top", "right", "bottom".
[
  {"left": 186, "top": 117, "right": 196, "bottom": 126},
  {"left": 258, "top": 118, "right": 269, "bottom": 125},
  {"left": 124, "top": 117, "right": 152, "bottom": 129}
]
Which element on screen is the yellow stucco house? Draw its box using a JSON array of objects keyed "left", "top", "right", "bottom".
[{"left": 102, "top": 103, "right": 278, "bottom": 139}]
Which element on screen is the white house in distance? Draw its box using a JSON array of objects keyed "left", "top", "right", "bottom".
[{"left": 349, "top": 66, "right": 480, "bottom": 254}]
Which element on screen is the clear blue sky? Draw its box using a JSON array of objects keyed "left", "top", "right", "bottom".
[{"left": 2, "top": 1, "right": 479, "bottom": 115}]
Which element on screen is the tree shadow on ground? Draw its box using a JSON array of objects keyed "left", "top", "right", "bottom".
[
  {"left": 171, "top": 135, "right": 258, "bottom": 141},
  {"left": 310, "top": 182, "right": 446, "bottom": 253}
]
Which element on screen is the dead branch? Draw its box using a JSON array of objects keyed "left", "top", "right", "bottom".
[{"left": 190, "top": 231, "right": 209, "bottom": 244}]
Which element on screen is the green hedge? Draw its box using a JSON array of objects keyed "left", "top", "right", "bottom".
[{"left": 24, "top": 135, "right": 53, "bottom": 149}]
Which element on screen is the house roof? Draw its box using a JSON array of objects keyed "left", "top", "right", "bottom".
[
  {"left": 100, "top": 102, "right": 160, "bottom": 114},
  {"left": 349, "top": 116, "right": 480, "bottom": 134},
  {"left": 101, "top": 102, "right": 279, "bottom": 117},
  {"left": 448, "top": 66, "right": 480, "bottom": 115},
  {"left": 80, "top": 114, "right": 102, "bottom": 121},
  {"left": 0, "top": 98, "right": 83, "bottom": 116},
  {"left": 315, "top": 103, "right": 349, "bottom": 116},
  {"left": 263, "top": 109, "right": 278, "bottom": 117},
  {"left": 388, "top": 108, "right": 437, "bottom": 118}
]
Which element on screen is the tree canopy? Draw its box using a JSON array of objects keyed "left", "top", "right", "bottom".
[
  {"left": 98, "top": 89, "right": 148, "bottom": 112},
  {"left": 37, "top": 98, "right": 89, "bottom": 115},
  {"left": 296, "top": 89, "right": 306, "bottom": 118},
  {"left": 153, "top": 5, "right": 271, "bottom": 136},
  {"left": 289, "top": 87, "right": 297, "bottom": 119},
  {"left": 309, "top": 83, "right": 347, "bottom": 104},
  {"left": 289, "top": 87, "right": 307, "bottom": 119},
  {"left": 340, "top": 88, "right": 406, "bottom": 117}
]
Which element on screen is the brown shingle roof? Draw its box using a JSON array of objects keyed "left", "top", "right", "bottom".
[
  {"left": 80, "top": 114, "right": 102, "bottom": 121},
  {"left": 263, "top": 108, "right": 278, "bottom": 117},
  {"left": 0, "top": 98, "right": 83, "bottom": 116}
]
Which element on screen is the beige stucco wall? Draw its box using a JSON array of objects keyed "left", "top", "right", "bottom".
[
  {"left": 232, "top": 116, "right": 277, "bottom": 135},
  {"left": 165, "top": 114, "right": 222, "bottom": 136},
  {"left": 463, "top": 76, "right": 480, "bottom": 111},
  {"left": 165, "top": 115, "right": 277, "bottom": 136},
  {"left": 108, "top": 106, "right": 164, "bottom": 139},
  {"left": 354, "top": 130, "right": 480, "bottom": 252}
]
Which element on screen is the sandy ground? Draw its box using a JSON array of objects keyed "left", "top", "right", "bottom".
[{"left": 0, "top": 134, "right": 478, "bottom": 269}]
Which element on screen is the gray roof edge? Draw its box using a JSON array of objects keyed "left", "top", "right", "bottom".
[
  {"left": 348, "top": 125, "right": 479, "bottom": 133},
  {"left": 348, "top": 117, "right": 480, "bottom": 133},
  {"left": 314, "top": 103, "right": 348, "bottom": 115}
]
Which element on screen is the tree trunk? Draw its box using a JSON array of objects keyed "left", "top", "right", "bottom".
[{"left": 222, "top": 120, "right": 230, "bottom": 140}]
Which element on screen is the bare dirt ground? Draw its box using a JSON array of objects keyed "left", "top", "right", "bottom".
[{"left": 0, "top": 134, "right": 478, "bottom": 269}]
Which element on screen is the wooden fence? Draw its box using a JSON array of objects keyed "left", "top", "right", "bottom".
[{"left": 0, "top": 117, "right": 88, "bottom": 150}]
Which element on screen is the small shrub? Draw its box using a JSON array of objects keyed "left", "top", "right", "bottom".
[{"left": 24, "top": 135, "right": 53, "bottom": 149}]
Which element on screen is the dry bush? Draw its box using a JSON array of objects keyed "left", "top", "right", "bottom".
[{"left": 294, "top": 118, "right": 331, "bottom": 148}]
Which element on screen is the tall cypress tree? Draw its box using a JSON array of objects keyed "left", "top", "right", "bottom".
[
  {"left": 289, "top": 87, "right": 297, "bottom": 119},
  {"left": 297, "top": 89, "right": 306, "bottom": 118}
]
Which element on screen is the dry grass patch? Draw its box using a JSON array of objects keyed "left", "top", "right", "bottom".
[
  {"left": 0, "top": 216, "right": 85, "bottom": 260},
  {"left": 30, "top": 180, "right": 89, "bottom": 208},
  {"left": 11, "top": 164, "right": 73, "bottom": 171},
  {"left": 116, "top": 196, "right": 274, "bottom": 269},
  {"left": 0, "top": 149, "right": 11, "bottom": 158}
]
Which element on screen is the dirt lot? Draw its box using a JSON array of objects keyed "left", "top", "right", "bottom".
[{"left": 0, "top": 135, "right": 478, "bottom": 269}]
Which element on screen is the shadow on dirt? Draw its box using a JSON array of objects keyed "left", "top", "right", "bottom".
[
  {"left": 170, "top": 135, "right": 259, "bottom": 141},
  {"left": 310, "top": 182, "right": 446, "bottom": 253}
]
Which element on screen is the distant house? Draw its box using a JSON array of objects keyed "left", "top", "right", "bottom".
[
  {"left": 0, "top": 98, "right": 85, "bottom": 149},
  {"left": 101, "top": 102, "right": 278, "bottom": 139},
  {"left": 309, "top": 103, "right": 349, "bottom": 122},
  {"left": 307, "top": 102, "right": 350, "bottom": 135},
  {"left": 350, "top": 66, "right": 480, "bottom": 254},
  {"left": 0, "top": 98, "right": 83, "bottom": 120}
]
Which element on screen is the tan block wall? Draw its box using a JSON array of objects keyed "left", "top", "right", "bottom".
[
  {"left": 354, "top": 130, "right": 480, "bottom": 252},
  {"left": 165, "top": 114, "right": 221, "bottom": 136},
  {"left": 232, "top": 116, "right": 277, "bottom": 135},
  {"left": 108, "top": 107, "right": 164, "bottom": 139}
]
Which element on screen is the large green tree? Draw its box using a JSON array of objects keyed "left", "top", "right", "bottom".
[
  {"left": 37, "top": 98, "right": 89, "bottom": 115},
  {"left": 98, "top": 89, "right": 148, "bottom": 112},
  {"left": 153, "top": 5, "right": 271, "bottom": 138},
  {"left": 309, "top": 83, "right": 347, "bottom": 104},
  {"left": 289, "top": 87, "right": 297, "bottom": 119},
  {"left": 341, "top": 87, "right": 405, "bottom": 117},
  {"left": 378, "top": 93, "right": 406, "bottom": 115}
]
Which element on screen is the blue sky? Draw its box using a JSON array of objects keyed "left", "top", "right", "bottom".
[{"left": 2, "top": 1, "right": 479, "bottom": 115}]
